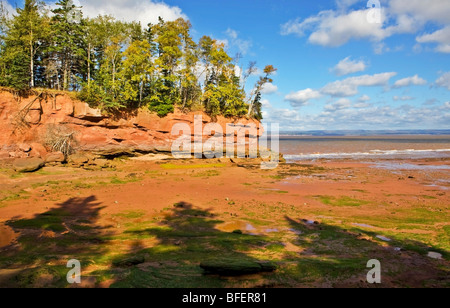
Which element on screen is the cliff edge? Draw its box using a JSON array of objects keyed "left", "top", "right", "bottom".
[{"left": 0, "top": 90, "right": 263, "bottom": 160}]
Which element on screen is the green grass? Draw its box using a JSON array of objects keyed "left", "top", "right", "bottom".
[
  {"left": 9, "top": 214, "right": 65, "bottom": 232},
  {"left": 0, "top": 190, "right": 30, "bottom": 203},
  {"left": 191, "top": 170, "right": 221, "bottom": 177},
  {"left": 113, "top": 210, "right": 146, "bottom": 220},
  {"left": 313, "top": 195, "right": 370, "bottom": 207},
  {"left": 110, "top": 175, "right": 142, "bottom": 185}
]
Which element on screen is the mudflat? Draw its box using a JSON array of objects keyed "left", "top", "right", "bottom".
[{"left": 0, "top": 158, "right": 448, "bottom": 288}]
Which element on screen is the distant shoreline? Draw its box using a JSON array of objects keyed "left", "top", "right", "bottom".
[
  {"left": 277, "top": 130, "right": 450, "bottom": 137},
  {"left": 278, "top": 135, "right": 450, "bottom": 140}
]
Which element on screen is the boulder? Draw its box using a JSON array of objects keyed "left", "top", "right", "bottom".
[
  {"left": 200, "top": 260, "right": 276, "bottom": 276},
  {"left": 13, "top": 158, "right": 45, "bottom": 173},
  {"left": 45, "top": 152, "right": 66, "bottom": 164},
  {"left": 29, "top": 143, "right": 48, "bottom": 158},
  {"left": 92, "top": 159, "right": 109, "bottom": 168},
  {"left": 0, "top": 151, "right": 10, "bottom": 159},
  {"left": 68, "top": 153, "right": 90, "bottom": 166}
]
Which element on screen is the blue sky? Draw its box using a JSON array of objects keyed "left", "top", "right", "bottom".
[{"left": 5, "top": 0, "right": 450, "bottom": 130}]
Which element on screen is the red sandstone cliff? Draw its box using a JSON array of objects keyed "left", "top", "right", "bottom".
[{"left": 0, "top": 90, "right": 263, "bottom": 159}]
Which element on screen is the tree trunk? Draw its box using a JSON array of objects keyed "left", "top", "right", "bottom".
[
  {"left": 63, "top": 57, "right": 68, "bottom": 91},
  {"left": 87, "top": 43, "right": 91, "bottom": 87},
  {"left": 139, "top": 80, "right": 143, "bottom": 107},
  {"left": 30, "top": 29, "right": 34, "bottom": 88}
]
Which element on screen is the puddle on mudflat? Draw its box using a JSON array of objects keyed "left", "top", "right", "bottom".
[
  {"left": 371, "top": 162, "right": 450, "bottom": 171},
  {"left": 265, "top": 228, "right": 279, "bottom": 233},
  {"left": 376, "top": 235, "right": 392, "bottom": 242},
  {"left": 289, "top": 228, "right": 303, "bottom": 235},
  {"left": 217, "top": 221, "right": 283, "bottom": 236},
  {"left": 352, "top": 223, "right": 375, "bottom": 229},
  {"left": 424, "top": 184, "right": 449, "bottom": 191},
  {"left": 217, "top": 221, "right": 256, "bottom": 233},
  {"left": 427, "top": 252, "right": 443, "bottom": 260},
  {"left": 0, "top": 224, "right": 17, "bottom": 248}
]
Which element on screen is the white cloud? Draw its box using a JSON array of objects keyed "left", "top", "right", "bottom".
[
  {"left": 332, "top": 57, "right": 367, "bottom": 76},
  {"left": 393, "top": 96, "right": 415, "bottom": 101},
  {"left": 285, "top": 88, "right": 322, "bottom": 107},
  {"left": 260, "top": 83, "right": 278, "bottom": 95},
  {"left": 354, "top": 102, "right": 371, "bottom": 108},
  {"left": 324, "top": 98, "right": 352, "bottom": 111},
  {"left": 261, "top": 99, "right": 272, "bottom": 108},
  {"left": 281, "top": 9, "right": 390, "bottom": 47},
  {"left": 225, "top": 28, "right": 238, "bottom": 40},
  {"left": 224, "top": 28, "right": 252, "bottom": 55},
  {"left": 417, "top": 26, "right": 450, "bottom": 53},
  {"left": 393, "top": 75, "right": 427, "bottom": 88},
  {"left": 358, "top": 95, "right": 371, "bottom": 102},
  {"left": 79, "top": 0, "right": 187, "bottom": 25},
  {"left": 436, "top": 72, "right": 450, "bottom": 90},
  {"left": 281, "top": 0, "right": 450, "bottom": 53},
  {"left": 321, "top": 72, "right": 397, "bottom": 97},
  {"left": 390, "top": 0, "right": 450, "bottom": 24},
  {"left": 264, "top": 103, "right": 450, "bottom": 131}
]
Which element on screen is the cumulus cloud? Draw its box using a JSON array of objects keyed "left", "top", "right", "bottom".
[
  {"left": 393, "top": 75, "right": 427, "bottom": 88},
  {"left": 393, "top": 96, "right": 415, "bottom": 101},
  {"left": 324, "top": 98, "right": 352, "bottom": 111},
  {"left": 285, "top": 88, "right": 322, "bottom": 107},
  {"left": 281, "top": 0, "right": 450, "bottom": 53},
  {"left": 78, "top": 0, "right": 187, "bottom": 25},
  {"left": 389, "top": 0, "right": 450, "bottom": 24},
  {"left": 417, "top": 26, "right": 450, "bottom": 53},
  {"left": 436, "top": 72, "right": 450, "bottom": 90},
  {"left": 263, "top": 102, "right": 450, "bottom": 131},
  {"left": 281, "top": 9, "right": 390, "bottom": 47},
  {"left": 321, "top": 72, "right": 397, "bottom": 97},
  {"left": 260, "top": 83, "right": 278, "bottom": 95},
  {"left": 331, "top": 57, "right": 367, "bottom": 76},
  {"left": 358, "top": 94, "right": 371, "bottom": 102}
]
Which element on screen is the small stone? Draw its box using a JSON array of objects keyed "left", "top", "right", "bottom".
[
  {"left": 19, "top": 143, "right": 32, "bottom": 153},
  {"left": 427, "top": 252, "right": 442, "bottom": 260}
]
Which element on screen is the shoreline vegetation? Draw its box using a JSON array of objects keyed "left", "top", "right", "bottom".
[{"left": 0, "top": 0, "right": 275, "bottom": 120}]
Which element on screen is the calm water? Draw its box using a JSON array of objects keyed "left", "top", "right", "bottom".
[{"left": 279, "top": 135, "right": 450, "bottom": 161}]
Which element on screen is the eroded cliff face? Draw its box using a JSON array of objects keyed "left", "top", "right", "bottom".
[{"left": 0, "top": 90, "right": 263, "bottom": 159}]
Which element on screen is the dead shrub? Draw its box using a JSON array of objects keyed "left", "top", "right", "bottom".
[{"left": 44, "top": 125, "right": 78, "bottom": 158}]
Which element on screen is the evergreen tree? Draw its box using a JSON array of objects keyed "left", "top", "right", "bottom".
[
  {"left": 0, "top": 0, "right": 48, "bottom": 89},
  {"left": 0, "top": 1, "right": 274, "bottom": 120},
  {"left": 51, "top": 0, "right": 86, "bottom": 90}
]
